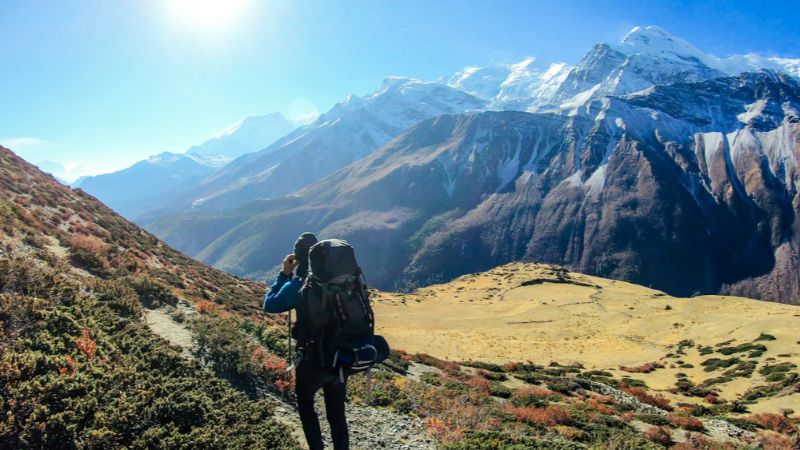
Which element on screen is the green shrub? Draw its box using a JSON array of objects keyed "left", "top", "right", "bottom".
[
  {"left": 765, "top": 372, "right": 786, "bottom": 382},
  {"left": 488, "top": 382, "right": 512, "bottom": 398},
  {"left": 420, "top": 371, "right": 441, "bottom": 386},
  {"left": 759, "top": 362, "right": 796, "bottom": 376},
  {"left": 92, "top": 279, "right": 142, "bottom": 318},
  {"left": 717, "top": 343, "right": 767, "bottom": 355},
  {"left": 129, "top": 277, "right": 179, "bottom": 308},
  {"left": 701, "top": 357, "right": 740, "bottom": 372},
  {"left": 636, "top": 414, "right": 670, "bottom": 426},
  {"left": 698, "top": 346, "right": 714, "bottom": 356}
]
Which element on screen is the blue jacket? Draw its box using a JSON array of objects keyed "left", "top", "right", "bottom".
[{"left": 263, "top": 272, "right": 303, "bottom": 313}]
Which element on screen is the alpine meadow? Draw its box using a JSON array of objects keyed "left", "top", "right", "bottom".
[{"left": 2, "top": 2, "right": 800, "bottom": 449}]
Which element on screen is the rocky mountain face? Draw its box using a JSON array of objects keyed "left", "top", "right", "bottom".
[{"left": 149, "top": 71, "right": 800, "bottom": 304}]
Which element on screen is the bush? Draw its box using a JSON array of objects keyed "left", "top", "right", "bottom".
[
  {"left": 488, "top": 382, "right": 512, "bottom": 398},
  {"left": 506, "top": 404, "right": 572, "bottom": 427},
  {"left": 68, "top": 241, "right": 108, "bottom": 276},
  {"left": 701, "top": 357, "right": 740, "bottom": 372},
  {"left": 644, "top": 426, "right": 673, "bottom": 446},
  {"left": 0, "top": 261, "right": 296, "bottom": 449},
  {"left": 129, "top": 277, "right": 179, "bottom": 308},
  {"left": 746, "top": 413, "right": 797, "bottom": 434},
  {"left": 621, "top": 362, "right": 664, "bottom": 373},
  {"left": 623, "top": 387, "right": 672, "bottom": 411},
  {"left": 511, "top": 387, "right": 561, "bottom": 408},
  {"left": 636, "top": 414, "right": 671, "bottom": 426},
  {"left": 717, "top": 343, "right": 766, "bottom": 355},
  {"left": 668, "top": 413, "right": 705, "bottom": 431},
  {"left": 92, "top": 279, "right": 142, "bottom": 318},
  {"left": 604, "top": 432, "right": 664, "bottom": 450},
  {"left": 442, "top": 431, "right": 585, "bottom": 450},
  {"left": 759, "top": 362, "right": 796, "bottom": 376}
]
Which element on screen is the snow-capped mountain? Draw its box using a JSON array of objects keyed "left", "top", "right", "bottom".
[
  {"left": 186, "top": 112, "right": 300, "bottom": 166},
  {"left": 149, "top": 70, "right": 800, "bottom": 305},
  {"left": 78, "top": 112, "right": 303, "bottom": 218},
  {"left": 115, "top": 25, "right": 800, "bottom": 305},
  {"left": 140, "top": 77, "right": 485, "bottom": 215},
  {"left": 77, "top": 151, "right": 217, "bottom": 218},
  {"left": 442, "top": 57, "right": 570, "bottom": 111},
  {"left": 442, "top": 26, "right": 800, "bottom": 112}
]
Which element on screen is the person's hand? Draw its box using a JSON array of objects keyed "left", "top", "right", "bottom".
[{"left": 282, "top": 254, "right": 298, "bottom": 276}]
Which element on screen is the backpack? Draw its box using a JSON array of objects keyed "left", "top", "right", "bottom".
[{"left": 295, "top": 239, "right": 389, "bottom": 381}]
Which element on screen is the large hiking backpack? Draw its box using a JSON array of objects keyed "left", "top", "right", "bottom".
[{"left": 295, "top": 239, "right": 389, "bottom": 380}]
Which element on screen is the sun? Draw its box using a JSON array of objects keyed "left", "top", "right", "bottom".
[{"left": 166, "top": 0, "right": 250, "bottom": 31}]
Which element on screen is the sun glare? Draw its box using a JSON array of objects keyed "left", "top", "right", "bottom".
[{"left": 166, "top": 0, "right": 249, "bottom": 31}]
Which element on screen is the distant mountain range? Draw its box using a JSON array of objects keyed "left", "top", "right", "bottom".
[
  {"left": 77, "top": 26, "right": 800, "bottom": 304},
  {"left": 75, "top": 112, "right": 301, "bottom": 217}
]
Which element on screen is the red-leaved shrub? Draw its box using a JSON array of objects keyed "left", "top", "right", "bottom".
[
  {"left": 76, "top": 328, "right": 96, "bottom": 359},
  {"left": 623, "top": 386, "right": 673, "bottom": 411},
  {"left": 505, "top": 404, "right": 572, "bottom": 426},
  {"left": 747, "top": 413, "right": 797, "bottom": 434},
  {"left": 669, "top": 413, "right": 705, "bottom": 431},
  {"left": 644, "top": 426, "right": 674, "bottom": 446},
  {"left": 620, "top": 362, "right": 664, "bottom": 373},
  {"left": 757, "top": 432, "right": 797, "bottom": 450},
  {"left": 195, "top": 300, "right": 218, "bottom": 314}
]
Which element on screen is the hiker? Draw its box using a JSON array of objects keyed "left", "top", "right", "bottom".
[
  {"left": 263, "top": 232, "right": 348, "bottom": 449},
  {"left": 264, "top": 233, "right": 388, "bottom": 450}
]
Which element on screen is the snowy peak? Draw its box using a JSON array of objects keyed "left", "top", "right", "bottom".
[
  {"left": 614, "top": 25, "right": 800, "bottom": 79},
  {"left": 615, "top": 25, "right": 708, "bottom": 62},
  {"left": 186, "top": 112, "right": 298, "bottom": 164},
  {"left": 442, "top": 57, "right": 571, "bottom": 111}
]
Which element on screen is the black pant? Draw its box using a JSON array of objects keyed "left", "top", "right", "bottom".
[{"left": 295, "top": 361, "right": 349, "bottom": 450}]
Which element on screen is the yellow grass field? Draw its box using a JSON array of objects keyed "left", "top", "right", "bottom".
[{"left": 373, "top": 263, "right": 800, "bottom": 412}]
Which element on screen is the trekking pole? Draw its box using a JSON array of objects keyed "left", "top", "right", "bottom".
[
  {"left": 366, "top": 369, "right": 373, "bottom": 404},
  {"left": 287, "top": 310, "right": 292, "bottom": 360}
]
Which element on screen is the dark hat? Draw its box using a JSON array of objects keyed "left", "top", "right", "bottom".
[{"left": 293, "top": 232, "right": 318, "bottom": 277}]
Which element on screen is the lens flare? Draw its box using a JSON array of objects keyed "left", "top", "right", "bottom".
[{"left": 166, "top": 0, "right": 249, "bottom": 31}]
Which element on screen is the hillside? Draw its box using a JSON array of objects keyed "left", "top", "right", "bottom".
[
  {"left": 0, "top": 145, "right": 297, "bottom": 448},
  {"left": 374, "top": 263, "right": 800, "bottom": 414}
]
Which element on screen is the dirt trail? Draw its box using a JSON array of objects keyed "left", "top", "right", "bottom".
[{"left": 144, "top": 307, "right": 194, "bottom": 356}]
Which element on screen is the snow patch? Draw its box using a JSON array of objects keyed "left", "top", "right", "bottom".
[
  {"left": 585, "top": 164, "right": 607, "bottom": 196},
  {"left": 699, "top": 132, "right": 725, "bottom": 169},
  {"left": 560, "top": 84, "right": 601, "bottom": 109},
  {"left": 737, "top": 99, "right": 768, "bottom": 124},
  {"left": 496, "top": 138, "right": 522, "bottom": 188}
]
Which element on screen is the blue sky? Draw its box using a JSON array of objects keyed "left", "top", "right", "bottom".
[{"left": 2, "top": 0, "right": 799, "bottom": 180}]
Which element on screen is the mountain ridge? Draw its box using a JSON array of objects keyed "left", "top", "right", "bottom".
[{"left": 148, "top": 70, "right": 800, "bottom": 305}]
